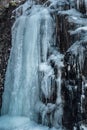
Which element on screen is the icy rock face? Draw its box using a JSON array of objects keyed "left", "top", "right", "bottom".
[
  {"left": 1, "top": 5, "right": 55, "bottom": 119},
  {"left": 1, "top": 0, "right": 87, "bottom": 130},
  {"left": 63, "top": 44, "right": 87, "bottom": 130},
  {"left": 50, "top": 0, "right": 87, "bottom": 130},
  {"left": 61, "top": 4, "right": 87, "bottom": 129},
  {"left": 38, "top": 52, "right": 64, "bottom": 128},
  {"left": 1, "top": 1, "right": 64, "bottom": 130},
  {"left": 76, "top": 0, "right": 87, "bottom": 14}
]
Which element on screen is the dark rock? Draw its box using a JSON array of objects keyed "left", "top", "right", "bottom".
[{"left": 0, "top": 4, "right": 17, "bottom": 111}]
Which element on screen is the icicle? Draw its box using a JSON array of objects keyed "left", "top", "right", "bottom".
[
  {"left": 53, "top": 68, "right": 63, "bottom": 129},
  {"left": 84, "top": 0, "right": 87, "bottom": 15},
  {"left": 76, "top": 0, "right": 80, "bottom": 10},
  {"left": 39, "top": 63, "right": 54, "bottom": 99}
]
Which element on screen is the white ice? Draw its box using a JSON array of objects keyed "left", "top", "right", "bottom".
[{"left": 0, "top": 115, "right": 50, "bottom": 130}]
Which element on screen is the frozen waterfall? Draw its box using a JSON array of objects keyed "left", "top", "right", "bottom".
[
  {"left": 0, "top": 2, "right": 64, "bottom": 130},
  {"left": 1, "top": 0, "right": 87, "bottom": 130}
]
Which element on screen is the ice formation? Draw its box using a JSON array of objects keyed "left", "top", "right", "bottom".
[
  {"left": 0, "top": 0, "right": 87, "bottom": 130},
  {"left": 0, "top": 0, "right": 64, "bottom": 130}
]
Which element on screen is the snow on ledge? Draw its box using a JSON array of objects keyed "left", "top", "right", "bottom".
[{"left": 81, "top": 125, "right": 87, "bottom": 130}]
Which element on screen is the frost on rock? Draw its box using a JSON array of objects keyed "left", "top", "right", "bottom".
[
  {"left": 58, "top": 8, "right": 82, "bottom": 17},
  {"left": 66, "top": 41, "right": 85, "bottom": 72},
  {"left": 69, "top": 26, "right": 87, "bottom": 36},
  {"left": 38, "top": 52, "right": 64, "bottom": 128},
  {"left": 76, "top": 0, "right": 87, "bottom": 14},
  {"left": 48, "top": 0, "right": 69, "bottom": 11}
]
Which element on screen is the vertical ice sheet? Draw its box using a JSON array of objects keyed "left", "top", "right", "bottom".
[
  {"left": 53, "top": 54, "right": 63, "bottom": 129},
  {"left": 40, "top": 9, "right": 55, "bottom": 62},
  {"left": 1, "top": 13, "right": 41, "bottom": 121},
  {"left": 39, "top": 53, "right": 64, "bottom": 128},
  {"left": 84, "top": 0, "right": 87, "bottom": 15},
  {"left": 1, "top": 16, "right": 26, "bottom": 116},
  {"left": 1, "top": 6, "right": 55, "bottom": 123}
]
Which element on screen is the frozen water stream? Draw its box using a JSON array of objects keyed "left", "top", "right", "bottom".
[
  {"left": 0, "top": 0, "right": 64, "bottom": 130},
  {"left": 1, "top": 0, "right": 87, "bottom": 130},
  {"left": 0, "top": 115, "right": 51, "bottom": 130}
]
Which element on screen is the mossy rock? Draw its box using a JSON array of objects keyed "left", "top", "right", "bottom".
[
  {"left": 9, "top": 1, "right": 17, "bottom": 7},
  {"left": 0, "top": 5, "right": 5, "bottom": 10}
]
